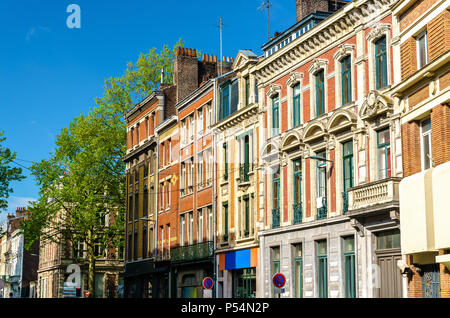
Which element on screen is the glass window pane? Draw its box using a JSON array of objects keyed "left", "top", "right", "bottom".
[{"left": 344, "top": 237, "right": 354, "bottom": 253}]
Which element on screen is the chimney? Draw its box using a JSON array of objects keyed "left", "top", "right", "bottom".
[
  {"left": 296, "top": 0, "right": 330, "bottom": 22},
  {"left": 173, "top": 47, "right": 199, "bottom": 103}
]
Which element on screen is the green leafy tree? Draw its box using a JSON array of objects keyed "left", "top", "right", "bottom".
[
  {"left": 21, "top": 39, "right": 184, "bottom": 297},
  {"left": 0, "top": 131, "right": 25, "bottom": 211}
]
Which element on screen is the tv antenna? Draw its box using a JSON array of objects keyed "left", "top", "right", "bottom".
[
  {"left": 258, "top": 0, "right": 273, "bottom": 40},
  {"left": 218, "top": 17, "right": 225, "bottom": 75}
]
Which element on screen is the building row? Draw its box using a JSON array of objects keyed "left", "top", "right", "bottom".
[{"left": 123, "top": 0, "right": 450, "bottom": 298}]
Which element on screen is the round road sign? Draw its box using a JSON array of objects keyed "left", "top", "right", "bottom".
[
  {"left": 272, "top": 273, "right": 286, "bottom": 288},
  {"left": 202, "top": 277, "right": 214, "bottom": 290}
]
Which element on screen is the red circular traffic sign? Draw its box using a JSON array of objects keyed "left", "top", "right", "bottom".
[
  {"left": 202, "top": 277, "right": 214, "bottom": 290},
  {"left": 272, "top": 273, "right": 286, "bottom": 288}
]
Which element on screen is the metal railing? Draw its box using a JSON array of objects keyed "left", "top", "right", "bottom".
[
  {"left": 272, "top": 208, "right": 280, "bottom": 228},
  {"left": 293, "top": 203, "right": 303, "bottom": 224},
  {"left": 170, "top": 241, "right": 214, "bottom": 262},
  {"left": 316, "top": 196, "right": 328, "bottom": 220},
  {"left": 239, "top": 163, "right": 251, "bottom": 182}
]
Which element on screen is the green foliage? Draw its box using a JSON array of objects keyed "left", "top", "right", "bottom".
[{"left": 0, "top": 131, "right": 25, "bottom": 210}]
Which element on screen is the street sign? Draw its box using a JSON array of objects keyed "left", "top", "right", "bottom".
[
  {"left": 202, "top": 277, "right": 214, "bottom": 290},
  {"left": 272, "top": 273, "right": 286, "bottom": 288}
]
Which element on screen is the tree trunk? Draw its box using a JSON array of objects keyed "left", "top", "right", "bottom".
[{"left": 87, "top": 230, "right": 95, "bottom": 298}]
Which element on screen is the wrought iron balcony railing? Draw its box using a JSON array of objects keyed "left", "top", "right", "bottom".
[
  {"left": 170, "top": 241, "right": 214, "bottom": 262},
  {"left": 239, "top": 163, "right": 251, "bottom": 182},
  {"left": 293, "top": 203, "right": 303, "bottom": 224},
  {"left": 316, "top": 196, "right": 328, "bottom": 220},
  {"left": 342, "top": 191, "right": 349, "bottom": 214},
  {"left": 272, "top": 208, "right": 280, "bottom": 229}
]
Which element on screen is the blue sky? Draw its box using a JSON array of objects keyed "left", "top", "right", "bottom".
[{"left": 0, "top": 0, "right": 298, "bottom": 222}]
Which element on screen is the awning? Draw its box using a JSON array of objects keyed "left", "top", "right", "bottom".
[{"left": 218, "top": 248, "right": 258, "bottom": 271}]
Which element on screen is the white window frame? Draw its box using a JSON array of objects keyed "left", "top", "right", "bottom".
[
  {"left": 420, "top": 118, "right": 432, "bottom": 171},
  {"left": 416, "top": 31, "right": 428, "bottom": 69},
  {"left": 197, "top": 107, "right": 204, "bottom": 137},
  {"left": 198, "top": 209, "right": 204, "bottom": 244},
  {"left": 197, "top": 152, "right": 204, "bottom": 189}
]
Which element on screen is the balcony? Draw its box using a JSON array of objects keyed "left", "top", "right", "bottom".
[
  {"left": 293, "top": 203, "right": 303, "bottom": 225},
  {"left": 316, "top": 196, "right": 327, "bottom": 220},
  {"left": 170, "top": 241, "right": 214, "bottom": 263},
  {"left": 272, "top": 208, "right": 280, "bottom": 229},
  {"left": 239, "top": 163, "right": 250, "bottom": 183},
  {"left": 347, "top": 178, "right": 401, "bottom": 215}
]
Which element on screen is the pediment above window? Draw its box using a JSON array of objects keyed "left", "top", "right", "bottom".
[
  {"left": 308, "top": 58, "right": 329, "bottom": 75},
  {"left": 359, "top": 90, "right": 394, "bottom": 120},
  {"left": 366, "top": 24, "right": 391, "bottom": 42},
  {"left": 333, "top": 44, "right": 355, "bottom": 61},
  {"left": 266, "top": 84, "right": 282, "bottom": 98},
  {"left": 286, "top": 72, "right": 304, "bottom": 87}
]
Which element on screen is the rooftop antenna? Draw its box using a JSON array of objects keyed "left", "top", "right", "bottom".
[
  {"left": 218, "top": 17, "right": 224, "bottom": 75},
  {"left": 258, "top": 0, "right": 273, "bottom": 41}
]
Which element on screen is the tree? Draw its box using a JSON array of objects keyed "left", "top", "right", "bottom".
[
  {"left": 21, "top": 39, "right": 184, "bottom": 297},
  {"left": 0, "top": 131, "right": 25, "bottom": 211}
]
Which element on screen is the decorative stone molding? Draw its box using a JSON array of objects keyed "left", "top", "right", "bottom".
[
  {"left": 286, "top": 72, "right": 304, "bottom": 88},
  {"left": 350, "top": 219, "right": 365, "bottom": 237},
  {"left": 366, "top": 23, "right": 391, "bottom": 42},
  {"left": 359, "top": 90, "right": 394, "bottom": 121},
  {"left": 333, "top": 44, "right": 355, "bottom": 62},
  {"left": 308, "top": 58, "right": 329, "bottom": 75},
  {"left": 327, "top": 108, "right": 358, "bottom": 133},
  {"left": 266, "top": 84, "right": 282, "bottom": 98}
]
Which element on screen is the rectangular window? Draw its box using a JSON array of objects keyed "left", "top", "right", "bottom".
[
  {"left": 421, "top": 118, "right": 432, "bottom": 170},
  {"left": 197, "top": 152, "right": 204, "bottom": 189},
  {"left": 342, "top": 55, "right": 352, "bottom": 105},
  {"left": 376, "top": 229, "right": 401, "bottom": 250},
  {"left": 223, "top": 143, "right": 228, "bottom": 181},
  {"left": 377, "top": 128, "right": 391, "bottom": 179},
  {"left": 189, "top": 159, "right": 194, "bottom": 193},
  {"left": 206, "top": 103, "right": 212, "bottom": 130},
  {"left": 293, "top": 159, "right": 302, "bottom": 224},
  {"left": 293, "top": 244, "right": 303, "bottom": 298},
  {"left": 343, "top": 141, "right": 354, "bottom": 192},
  {"left": 272, "top": 95, "right": 280, "bottom": 136},
  {"left": 316, "top": 70, "right": 325, "bottom": 117},
  {"left": 375, "top": 36, "right": 388, "bottom": 89},
  {"left": 181, "top": 162, "right": 186, "bottom": 195},
  {"left": 417, "top": 31, "right": 428, "bottom": 69},
  {"left": 254, "top": 79, "right": 259, "bottom": 103},
  {"left": 145, "top": 117, "right": 149, "bottom": 137},
  {"left": 136, "top": 123, "right": 140, "bottom": 145},
  {"left": 181, "top": 119, "right": 187, "bottom": 146},
  {"left": 293, "top": 83, "right": 301, "bottom": 127},
  {"left": 134, "top": 192, "right": 139, "bottom": 221},
  {"left": 189, "top": 115, "right": 194, "bottom": 142},
  {"left": 272, "top": 166, "right": 281, "bottom": 228},
  {"left": 130, "top": 128, "right": 134, "bottom": 147},
  {"left": 143, "top": 187, "right": 148, "bottom": 217},
  {"left": 272, "top": 246, "right": 281, "bottom": 298},
  {"left": 142, "top": 226, "right": 148, "bottom": 259},
  {"left": 197, "top": 107, "right": 204, "bottom": 136},
  {"left": 180, "top": 215, "right": 186, "bottom": 247},
  {"left": 223, "top": 202, "right": 229, "bottom": 241},
  {"left": 245, "top": 76, "right": 250, "bottom": 106},
  {"left": 207, "top": 206, "right": 213, "bottom": 242},
  {"left": 128, "top": 233, "right": 132, "bottom": 261},
  {"left": 133, "top": 231, "right": 138, "bottom": 260},
  {"left": 316, "top": 151, "right": 327, "bottom": 198},
  {"left": 220, "top": 84, "right": 230, "bottom": 121},
  {"left": 317, "top": 240, "right": 328, "bottom": 298},
  {"left": 206, "top": 148, "right": 212, "bottom": 186},
  {"left": 197, "top": 209, "right": 204, "bottom": 244},
  {"left": 188, "top": 212, "right": 194, "bottom": 245},
  {"left": 243, "top": 196, "right": 250, "bottom": 237},
  {"left": 128, "top": 195, "right": 133, "bottom": 221},
  {"left": 343, "top": 236, "right": 356, "bottom": 298}
]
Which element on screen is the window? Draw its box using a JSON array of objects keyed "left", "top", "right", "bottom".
[
  {"left": 376, "top": 230, "right": 401, "bottom": 250},
  {"left": 223, "top": 143, "right": 228, "bottom": 181},
  {"left": 245, "top": 76, "right": 250, "bottom": 106},
  {"left": 127, "top": 233, "right": 132, "bottom": 261},
  {"left": 375, "top": 36, "right": 388, "bottom": 89},
  {"left": 188, "top": 212, "right": 194, "bottom": 245},
  {"left": 166, "top": 183, "right": 170, "bottom": 209},
  {"left": 167, "top": 225, "right": 170, "bottom": 258},
  {"left": 293, "top": 244, "right": 303, "bottom": 298},
  {"left": 316, "top": 70, "right": 325, "bottom": 116},
  {"left": 417, "top": 31, "right": 428, "bottom": 69},
  {"left": 254, "top": 79, "right": 259, "bottom": 103},
  {"left": 341, "top": 55, "right": 352, "bottom": 105},
  {"left": 197, "top": 209, "right": 204, "bottom": 243},
  {"left": 133, "top": 231, "right": 138, "bottom": 260},
  {"left": 206, "top": 103, "right": 212, "bottom": 131},
  {"left": 343, "top": 236, "right": 356, "bottom": 298},
  {"left": 240, "top": 135, "right": 250, "bottom": 182},
  {"left": 160, "top": 226, "right": 164, "bottom": 256},
  {"left": 142, "top": 226, "right": 148, "bottom": 259},
  {"left": 180, "top": 161, "right": 186, "bottom": 195},
  {"left": 293, "top": 83, "right": 301, "bottom": 127},
  {"left": 136, "top": 123, "right": 140, "bottom": 145},
  {"left": 272, "top": 246, "right": 281, "bottom": 298},
  {"left": 207, "top": 206, "right": 213, "bottom": 242},
  {"left": 316, "top": 151, "right": 327, "bottom": 198},
  {"left": 206, "top": 148, "right": 213, "bottom": 186},
  {"left": 421, "top": 118, "right": 432, "bottom": 170},
  {"left": 180, "top": 215, "right": 186, "bottom": 247},
  {"left": 181, "top": 119, "right": 187, "bottom": 146},
  {"left": 219, "top": 80, "right": 239, "bottom": 121},
  {"left": 189, "top": 159, "right": 194, "bottom": 193},
  {"left": 272, "top": 94, "right": 280, "bottom": 136},
  {"left": 223, "top": 202, "right": 229, "bottom": 241},
  {"left": 134, "top": 192, "right": 139, "bottom": 221},
  {"left": 145, "top": 117, "right": 149, "bottom": 137},
  {"left": 293, "top": 159, "right": 302, "bottom": 224},
  {"left": 243, "top": 196, "right": 250, "bottom": 237},
  {"left": 197, "top": 152, "right": 204, "bottom": 189},
  {"left": 143, "top": 187, "right": 148, "bottom": 217},
  {"left": 128, "top": 194, "right": 133, "bottom": 221},
  {"left": 189, "top": 115, "right": 194, "bottom": 142},
  {"left": 130, "top": 128, "right": 134, "bottom": 147},
  {"left": 272, "top": 166, "right": 281, "bottom": 228},
  {"left": 317, "top": 240, "right": 328, "bottom": 298},
  {"left": 343, "top": 141, "right": 354, "bottom": 192},
  {"left": 377, "top": 128, "right": 391, "bottom": 179},
  {"left": 197, "top": 107, "right": 204, "bottom": 136}
]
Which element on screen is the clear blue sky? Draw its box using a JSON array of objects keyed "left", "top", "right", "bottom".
[{"left": 0, "top": 0, "right": 298, "bottom": 222}]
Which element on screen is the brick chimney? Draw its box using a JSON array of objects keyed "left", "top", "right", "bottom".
[
  {"left": 296, "top": 0, "right": 330, "bottom": 22},
  {"left": 173, "top": 47, "right": 199, "bottom": 103}
]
